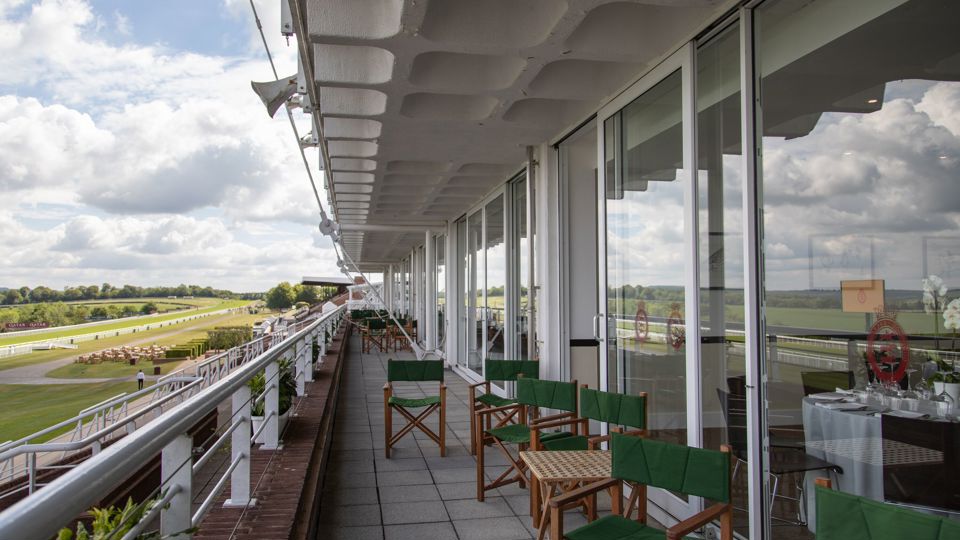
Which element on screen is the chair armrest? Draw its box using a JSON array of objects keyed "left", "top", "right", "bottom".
[
  {"left": 547, "top": 478, "right": 620, "bottom": 509},
  {"left": 665, "top": 503, "right": 731, "bottom": 540},
  {"left": 530, "top": 411, "right": 576, "bottom": 425},
  {"left": 532, "top": 417, "right": 588, "bottom": 431},
  {"left": 475, "top": 403, "right": 522, "bottom": 417},
  {"left": 467, "top": 380, "right": 490, "bottom": 390},
  {"left": 383, "top": 382, "right": 392, "bottom": 391}
]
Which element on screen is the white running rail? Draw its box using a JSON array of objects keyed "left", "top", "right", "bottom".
[{"left": 0, "top": 305, "right": 344, "bottom": 525}]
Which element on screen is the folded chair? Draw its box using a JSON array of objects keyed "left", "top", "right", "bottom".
[
  {"left": 383, "top": 359, "right": 446, "bottom": 458},
  {"left": 548, "top": 433, "right": 734, "bottom": 540},
  {"left": 475, "top": 377, "right": 581, "bottom": 501},
  {"left": 362, "top": 318, "right": 388, "bottom": 353},
  {"left": 468, "top": 359, "right": 540, "bottom": 454}
]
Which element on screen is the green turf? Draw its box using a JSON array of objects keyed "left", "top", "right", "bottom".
[
  {"left": 43, "top": 313, "right": 266, "bottom": 379},
  {"left": 0, "top": 300, "right": 250, "bottom": 347},
  {"left": 0, "top": 311, "right": 265, "bottom": 372},
  {"left": 0, "top": 381, "right": 136, "bottom": 443}
]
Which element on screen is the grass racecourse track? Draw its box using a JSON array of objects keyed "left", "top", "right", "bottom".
[
  {"left": 0, "top": 310, "right": 267, "bottom": 443},
  {"left": 0, "top": 299, "right": 250, "bottom": 347}
]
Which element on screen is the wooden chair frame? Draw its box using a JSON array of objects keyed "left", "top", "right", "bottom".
[
  {"left": 546, "top": 445, "right": 734, "bottom": 540},
  {"left": 474, "top": 380, "right": 581, "bottom": 502},
  {"left": 383, "top": 365, "right": 446, "bottom": 458},
  {"left": 361, "top": 319, "right": 388, "bottom": 353}
]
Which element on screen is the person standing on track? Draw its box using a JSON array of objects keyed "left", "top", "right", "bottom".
[{"left": 136, "top": 369, "right": 145, "bottom": 390}]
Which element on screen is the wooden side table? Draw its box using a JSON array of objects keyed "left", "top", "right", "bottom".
[{"left": 520, "top": 450, "right": 621, "bottom": 540}]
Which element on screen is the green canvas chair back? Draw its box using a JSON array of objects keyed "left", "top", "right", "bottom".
[
  {"left": 610, "top": 433, "right": 730, "bottom": 503},
  {"left": 387, "top": 360, "right": 444, "bottom": 382},
  {"left": 485, "top": 360, "right": 539, "bottom": 382},
  {"left": 367, "top": 319, "right": 387, "bottom": 331},
  {"left": 516, "top": 378, "right": 578, "bottom": 412},
  {"left": 579, "top": 388, "right": 646, "bottom": 429},
  {"left": 815, "top": 485, "right": 960, "bottom": 540}
]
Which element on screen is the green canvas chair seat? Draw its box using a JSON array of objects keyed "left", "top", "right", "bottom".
[
  {"left": 388, "top": 395, "right": 441, "bottom": 408},
  {"left": 485, "top": 424, "right": 576, "bottom": 445},
  {"left": 475, "top": 377, "right": 582, "bottom": 501},
  {"left": 565, "top": 515, "right": 695, "bottom": 540},
  {"left": 815, "top": 483, "right": 960, "bottom": 540},
  {"left": 383, "top": 359, "right": 445, "bottom": 458},
  {"left": 476, "top": 392, "right": 515, "bottom": 408},
  {"left": 548, "top": 433, "right": 733, "bottom": 540},
  {"left": 468, "top": 359, "right": 539, "bottom": 455}
]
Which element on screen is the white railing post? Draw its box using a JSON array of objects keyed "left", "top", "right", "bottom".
[
  {"left": 295, "top": 338, "right": 306, "bottom": 396},
  {"left": 262, "top": 360, "right": 280, "bottom": 449},
  {"left": 161, "top": 434, "right": 192, "bottom": 538},
  {"left": 224, "top": 385, "right": 252, "bottom": 507},
  {"left": 303, "top": 334, "right": 314, "bottom": 383},
  {"left": 320, "top": 324, "right": 327, "bottom": 358}
]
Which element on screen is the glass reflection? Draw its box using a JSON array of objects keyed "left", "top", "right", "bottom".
[
  {"left": 756, "top": 0, "right": 960, "bottom": 534},
  {"left": 605, "top": 69, "right": 688, "bottom": 446}
]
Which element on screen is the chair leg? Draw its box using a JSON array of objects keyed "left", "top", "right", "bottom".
[
  {"left": 468, "top": 393, "right": 477, "bottom": 456},
  {"left": 476, "top": 425, "right": 486, "bottom": 501},
  {"left": 439, "top": 385, "right": 446, "bottom": 457},
  {"left": 384, "top": 403, "right": 392, "bottom": 459}
]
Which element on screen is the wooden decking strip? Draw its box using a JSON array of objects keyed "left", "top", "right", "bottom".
[{"left": 194, "top": 325, "right": 350, "bottom": 540}]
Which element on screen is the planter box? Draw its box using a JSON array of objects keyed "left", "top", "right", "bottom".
[{"left": 251, "top": 410, "right": 290, "bottom": 444}]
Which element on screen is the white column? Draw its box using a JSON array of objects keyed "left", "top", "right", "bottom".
[
  {"left": 424, "top": 231, "right": 436, "bottom": 352},
  {"left": 386, "top": 264, "right": 394, "bottom": 315},
  {"left": 225, "top": 386, "right": 252, "bottom": 507},
  {"left": 262, "top": 360, "right": 280, "bottom": 449},
  {"left": 161, "top": 434, "right": 192, "bottom": 537},
  {"left": 445, "top": 223, "right": 457, "bottom": 367}
]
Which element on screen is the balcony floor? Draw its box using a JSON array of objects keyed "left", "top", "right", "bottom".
[{"left": 319, "top": 338, "right": 622, "bottom": 540}]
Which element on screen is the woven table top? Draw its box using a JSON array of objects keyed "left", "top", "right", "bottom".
[{"left": 520, "top": 450, "right": 611, "bottom": 482}]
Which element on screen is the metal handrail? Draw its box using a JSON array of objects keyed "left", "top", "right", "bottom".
[{"left": 0, "top": 306, "right": 341, "bottom": 539}]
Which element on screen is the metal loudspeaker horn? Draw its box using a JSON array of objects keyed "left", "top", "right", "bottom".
[{"left": 250, "top": 76, "right": 298, "bottom": 117}]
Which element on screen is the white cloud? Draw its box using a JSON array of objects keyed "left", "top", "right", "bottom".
[{"left": 0, "top": 0, "right": 335, "bottom": 291}]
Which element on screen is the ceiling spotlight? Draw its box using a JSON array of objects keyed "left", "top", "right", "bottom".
[
  {"left": 843, "top": 151, "right": 853, "bottom": 156},
  {"left": 866, "top": 98, "right": 879, "bottom": 104},
  {"left": 940, "top": 155, "right": 948, "bottom": 160}
]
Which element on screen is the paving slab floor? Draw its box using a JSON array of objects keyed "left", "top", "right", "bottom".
[{"left": 317, "top": 336, "right": 661, "bottom": 540}]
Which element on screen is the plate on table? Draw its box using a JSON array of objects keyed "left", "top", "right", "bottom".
[
  {"left": 815, "top": 402, "right": 868, "bottom": 411},
  {"left": 885, "top": 409, "right": 929, "bottom": 419},
  {"left": 810, "top": 392, "right": 851, "bottom": 402}
]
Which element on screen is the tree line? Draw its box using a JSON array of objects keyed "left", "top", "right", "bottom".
[
  {"left": 0, "top": 283, "right": 258, "bottom": 306},
  {"left": 264, "top": 282, "right": 340, "bottom": 310}
]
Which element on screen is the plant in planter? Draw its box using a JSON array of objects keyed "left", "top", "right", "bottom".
[
  {"left": 249, "top": 359, "right": 297, "bottom": 442},
  {"left": 930, "top": 371, "right": 960, "bottom": 403},
  {"left": 57, "top": 493, "right": 193, "bottom": 540}
]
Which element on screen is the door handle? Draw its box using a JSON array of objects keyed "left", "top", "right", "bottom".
[{"left": 593, "top": 314, "right": 603, "bottom": 341}]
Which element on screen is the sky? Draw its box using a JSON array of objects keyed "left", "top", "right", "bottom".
[{"left": 0, "top": 0, "right": 339, "bottom": 293}]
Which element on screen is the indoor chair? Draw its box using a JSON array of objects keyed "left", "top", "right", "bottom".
[
  {"left": 467, "top": 359, "right": 540, "bottom": 454},
  {"left": 383, "top": 359, "right": 446, "bottom": 458},
  {"left": 475, "top": 377, "right": 582, "bottom": 501},
  {"left": 548, "top": 433, "right": 734, "bottom": 540}
]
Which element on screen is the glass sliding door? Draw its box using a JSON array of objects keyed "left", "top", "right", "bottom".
[
  {"left": 456, "top": 217, "right": 467, "bottom": 369},
  {"left": 696, "top": 21, "right": 748, "bottom": 537},
  {"left": 485, "top": 195, "right": 507, "bottom": 364},
  {"left": 436, "top": 234, "right": 446, "bottom": 349},
  {"left": 466, "top": 210, "right": 484, "bottom": 376},
  {"left": 599, "top": 47, "right": 694, "bottom": 518},
  {"left": 513, "top": 176, "right": 531, "bottom": 361},
  {"left": 754, "top": 0, "right": 960, "bottom": 535}
]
